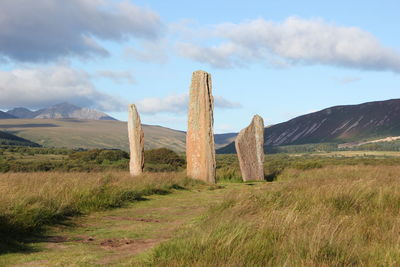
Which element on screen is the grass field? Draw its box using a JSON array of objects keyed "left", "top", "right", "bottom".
[
  {"left": 1, "top": 151, "right": 67, "bottom": 162},
  {"left": 2, "top": 155, "right": 400, "bottom": 266},
  {"left": 291, "top": 150, "right": 400, "bottom": 157},
  {"left": 0, "top": 119, "right": 236, "bottom": 152},
  {"left": 143, "top": 165, "right": 400, "bottom": 266},
  {"left": 0, "top": 171, "right": 203, "bottom": 253},
  {"left": 0, "top": 119, "right": 187, "bottom": 152},
  {"left": 0, "top": 178, "right": 228, "bottom": 266}
]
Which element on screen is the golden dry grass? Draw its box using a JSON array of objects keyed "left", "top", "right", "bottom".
[
  {"left": 0, "top": 119, "right": 187, "bottom": 152},
  {"left": 144, "top": 165, "right": 400, "bottom": 266},
  {"left": 0, "top": 171, "right": 200, "bottom": 252},
  {"left": 0, "top": 119, "right": 235, "bottom": 152}
]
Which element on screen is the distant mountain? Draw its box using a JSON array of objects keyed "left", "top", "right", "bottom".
[
  {"left": 7, "top": 103, "right": 116, "bottom": 121},
  {"left": 7, "top": 107, "right": 38, "bottom": 118},
  {"left": 215, "top": 132, "right": 237, "bottom": 147},
  {"left": 0, "top": 131, "right": 40, "bottom": 147},
  {"left": 0, "top": 111, "right": 17, "bottom": 119},
  {"left": 34, "top": 103, "right": 116, "bottom": 120},
  {"left": 218, "top": 98, "right": 400, "bottom": 153}
]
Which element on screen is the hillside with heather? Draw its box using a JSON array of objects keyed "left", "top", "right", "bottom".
[
  {"left": 219, "top": 98, "right": 400, "bottom": 153},
  {"left": 0, "top": 131, "right": 40, "bottom": 147},
  {"left": 0, "top": 111, "right": 16, "bottom": 119}
]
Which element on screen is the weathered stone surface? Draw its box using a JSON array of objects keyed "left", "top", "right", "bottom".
[
  {"left": 186, "top": 70, "right": 216, "bottom": 183},
  {"left": 235, "top": 115, "right": 265, "bottom": 181},
  {"left": 128, "top": 104, "right": 144, "bottom": 176}
]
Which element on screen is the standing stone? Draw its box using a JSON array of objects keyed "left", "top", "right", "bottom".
[
  {"left": 128, "top": 104, "right": 144, "bottom": 176},
  {"left": 235, "top": 115, "right": 265, "bottom": 181},
  {"left": 186, "top": 70, "right": 216, "bottom": 183}
]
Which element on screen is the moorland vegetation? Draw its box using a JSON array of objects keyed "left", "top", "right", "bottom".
[
  {"left": 2, "top": 145, "right": 400, "bottom": 265},
  {"left": 144, "top": 165, "right": 400, "bottom": 266}
]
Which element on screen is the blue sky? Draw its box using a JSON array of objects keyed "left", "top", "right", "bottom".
[{"left": 0, "top": 0, "right": 399, "bottom": 133}]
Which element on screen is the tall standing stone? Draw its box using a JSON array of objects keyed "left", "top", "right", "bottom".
[
  {"left": 186, "top": 70, "right": 216, "bottom": 183},
  {"left": 128, "top": 104, "right": 144, "bottom": 176},
  {"left": 235, "top": 115, "right": 265, "bottom": 181}
]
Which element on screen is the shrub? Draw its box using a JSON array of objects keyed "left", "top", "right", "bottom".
[
  {"left": 144, "top": 148, "right": 186, "bottom": 171},
  {"left": 69, "top": 149, "right": 102, "bottom": 162},
  {"left": 97, "top": 150, "right": 129, "bottom": 163},
  {"left": 69, "top": 149, "right": 129, "bottom": 164}
]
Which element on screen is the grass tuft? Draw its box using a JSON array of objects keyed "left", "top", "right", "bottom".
[
  {"left": 142, "top": 165, "right": 400, "bottom": 266},
  {"left": 0, "top": 171, "right": 200, "bottom": 253}
]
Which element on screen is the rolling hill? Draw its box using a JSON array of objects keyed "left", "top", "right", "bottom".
[
  {"left": 6, "top": 98, "right": 400, "bottom": 153},
  {"left": 5, "top": 107, "right": 37, "bottom": 118},
  {"left": 0, "top": 111, "right": 16, "bottom": 119},
  {"left": 215, "top": 132, "right": 237, "bottom": 148},
  {"left": 0, "top": 119, "right": 235, "bottom": 152},
  {"left": 0, "top": 131, "right": 40, "bottom": 147},
  {"left": 218, "top": 98, "right": 400, "bottom": 153},
  {"left": 0, "top": 119, "right": 184, "bottom": 152}
]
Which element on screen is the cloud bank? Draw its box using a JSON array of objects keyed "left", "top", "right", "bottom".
[
  {"left": 135, "top": 94, "right": 241, "bottom": 114},
  {"left": 178, "top": 17, "right": 400, "bottom": 72},
  {"left": 96, "top": 70, "right": 135, "bottom": 84},
  {"left": 0, "top": 66, "right": 125, "bottom": 111},
  {"left": 0, "top": 0, "right": 163, "bottom": 62}
]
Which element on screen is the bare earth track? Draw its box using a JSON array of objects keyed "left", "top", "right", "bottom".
[{"left": 0, "top": 184, "right": 244, "bottom": 266}]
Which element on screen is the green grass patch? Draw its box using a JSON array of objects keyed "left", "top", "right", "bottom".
[
  {"left": 0, "top": 172, "right": 202, "bottom": 253},
  {"left": 141, "top": 165, "right": 400, "bottom": 266}
]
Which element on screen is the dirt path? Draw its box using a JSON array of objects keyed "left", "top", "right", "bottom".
[{"left": 1, "top": 184, "right": 244, "bottom": 266}]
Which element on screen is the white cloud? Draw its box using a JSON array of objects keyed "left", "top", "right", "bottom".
[
  {"left": 124, "top": 40, "right": 169, "bottom": 64},
  {"left": 178, "top": 17, "right": 400, "bottom": 72},
  {"left": 135, "top": 93, "right": 241, "bottom": 114},
  {"left": 96, "top": 70, "right": 135, "bottom": 84},
  {"left": 136, "top": 94, "right": 188, "bottom": 114},
  {"left": 214, "top": 96, "right": 242, "bottom": 109},
  {"left": 0, "top": 66, "right": 126, "bottom": 111},
  {"left": 177, "top": 42, "right": 241, "bottom": 68},
  {"left": 0, "top": 0, "right": 163, "bottom": 62}
]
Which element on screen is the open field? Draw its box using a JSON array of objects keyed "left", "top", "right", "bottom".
[
  {"left": 216, "top": 152, "right": 400, "bottom": 183},
  {"left": 2, "top": 162, "right": 400, "bottom": 265},
  {"left": 0, "top": 177, "right": 228, "bottom": 266},
  {"left": 5, "top": 146, "right": 400, "bottom": 181},
  {"left": 0, "top": 119, "right": 187, "bottom": 152},
  {"left": 0, "top": 119, "right": 236, "bottom": 152},
  {"left": 144, "top": 165, "right": 400, "bottom": 266},
  {"left": 0, "top": 147, "right": 187, "bottom": 173},
  {"left": 0, "top": 171, "right": 203, "bottom": 253},
  {"left": 1, "top": 151, "right": 67, "bottom": 162},
  {"left": 291, "top": 150, "right": 400, "bottom": 157}
]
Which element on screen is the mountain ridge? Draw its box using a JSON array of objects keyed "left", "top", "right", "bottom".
[
  {"left": 0, "top": 111, "right": 17, "bottom": 119},
  {"left": 5, "top": 98, "right": 400, "bottom": 153},
  {"left": 218, "top": 98, "right": 400, "bottom": 153},
  {"left": 6, "top": 103, "right": 116, "bottom": 121}
]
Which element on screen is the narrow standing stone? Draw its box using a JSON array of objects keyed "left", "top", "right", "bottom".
[
  {"left": 235, "top": 115, "right": 265, "bottom": 181},
  {"left": 186, "top": 70, "right": 216, "bottom": 183},
  {"left": 128, "top": 104, "right": 144, "bottom": 176}
]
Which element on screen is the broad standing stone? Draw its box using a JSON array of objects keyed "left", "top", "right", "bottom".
[
  {"left": 186, "top": 70, "right": 216, "bottom": 183},
  {"left": 128, "top": 104, "right": 144, "bottom": 176},
  {"left": 235, "top": 115, "right": 265, "bottom": 181}
]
